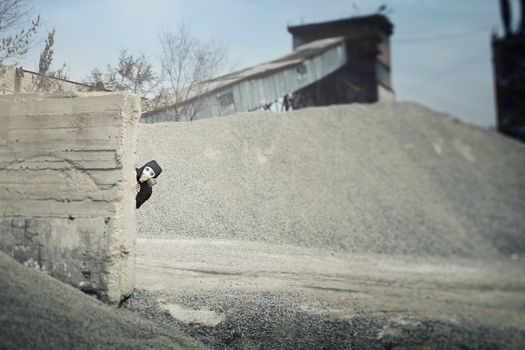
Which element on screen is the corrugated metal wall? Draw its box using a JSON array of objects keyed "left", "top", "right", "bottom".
[{"left": 143, "top": 40, "right": 347, "bottom": 122}]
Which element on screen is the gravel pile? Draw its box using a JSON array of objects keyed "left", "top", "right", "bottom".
[
  {"left": 123, "top": 289, "right": 525, "bottom": 350},
  {"left": 137, "top": 102, "right": 525, "bottom": 258},
  {"left": 0, "top": 251, "right": 203, "bottom": 350}
]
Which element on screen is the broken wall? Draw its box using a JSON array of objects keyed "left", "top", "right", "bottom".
[
  {"left": 0, "top": 65, "right": 95, "bottom": 95},
  {"left": 0, "top": 92, "right": 140, "bottom": 304}
]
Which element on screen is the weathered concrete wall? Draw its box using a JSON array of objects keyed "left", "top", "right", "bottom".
[{"left": 0, "top": 92, "right": 140, "bottom": 304}]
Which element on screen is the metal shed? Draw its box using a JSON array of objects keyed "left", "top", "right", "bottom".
[{"left": 141, "top": 37, "right": 347, "bottom": 123}]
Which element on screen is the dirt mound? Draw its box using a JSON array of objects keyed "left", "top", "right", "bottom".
[
  {"left": 0, "top": 251, "right": 203, "bottom": 350},
  {"left": 137, "top": 102, "right": 525, "bottom": 258}
]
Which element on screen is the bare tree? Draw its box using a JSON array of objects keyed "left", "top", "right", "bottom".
[
  {"left": 37, "top": 28, "right": 54, "bottom": 75},
  {"left": 33, "top": 29, "right": 69, "bottom": 92},
  {"left": 0, "top": 0, "right": 40, "bottom": 65},
  {"left": 86, "top": 49, "right": 158, "bottom": 96},
  {"left": 156, "top": 24, "right": 228, "bottom": 121}
]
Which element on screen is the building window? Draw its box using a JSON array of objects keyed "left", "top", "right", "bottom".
[{"left": 217, "top": 91, "right": 234, "bottom": 107}]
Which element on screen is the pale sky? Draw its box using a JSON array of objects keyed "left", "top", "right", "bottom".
[{"left": 19, "top": 0, "right": 507, "bottom": 127}]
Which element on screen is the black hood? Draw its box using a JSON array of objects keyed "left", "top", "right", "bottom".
[{"left": 136, "top": 160, "right": 162, "bottom": 181}]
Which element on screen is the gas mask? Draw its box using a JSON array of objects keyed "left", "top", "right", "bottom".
[{"left": 139, "top": 166, "right": 158, "bottom": 187}]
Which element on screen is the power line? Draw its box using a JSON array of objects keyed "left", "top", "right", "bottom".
[
  {"left": 400, "top": 49, "right": 490, "bottom": 96},
  {"left": 393, "top": 25, "right": 493, "bottom": 44}
]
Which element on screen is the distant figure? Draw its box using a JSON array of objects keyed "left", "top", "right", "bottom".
[
  {"left": 283, "top": 94, "right": 292, "bottom": 111},
  {"left": 135, "top": 160, "right": 162, "bottom": 209}
]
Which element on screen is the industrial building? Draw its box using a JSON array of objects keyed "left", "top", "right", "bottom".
[{"left": 141, "top": 14, "right": 394, "bottom": 123}]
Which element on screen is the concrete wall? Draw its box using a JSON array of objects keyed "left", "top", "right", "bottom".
[
  {"left": 0, "top": 65, "right": 94, "bottom": 95},
  {"left": 0, "top": 92, "right": 140, "bottom": 304}
]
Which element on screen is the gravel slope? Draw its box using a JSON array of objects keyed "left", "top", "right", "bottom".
[
  {"left": 0, "top": 251, "right": 204, "bottom": 350},
  {"left": 129, "top": 102, "right": 525, "bottom": 349},
  {"left": 137, "top": 102, "right": 525, "bottom": 258}
]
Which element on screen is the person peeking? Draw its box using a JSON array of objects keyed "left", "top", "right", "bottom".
[{"left": 135, "top": 160, "right": 162, "bottom": 209}]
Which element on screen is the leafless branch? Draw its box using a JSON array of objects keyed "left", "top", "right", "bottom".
[
  {"left": 157, "top": 25, "right": 229, "bottom": 121},
  {"left": 33, "top": 29, "right": 70, "bottom": 92},
  {"left": 85, "top": 49, "right": 158, "bottom": 96},
  {"left": 0, "top": 0, "right": 40, "bottom": 64}
]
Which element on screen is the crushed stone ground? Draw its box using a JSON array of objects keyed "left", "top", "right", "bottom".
[{"left": 130, "top": 102, "right": 525, "bottom": 349}]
